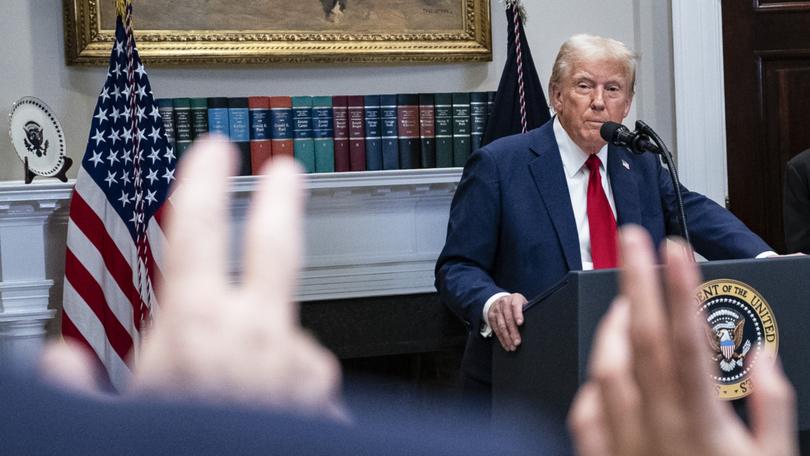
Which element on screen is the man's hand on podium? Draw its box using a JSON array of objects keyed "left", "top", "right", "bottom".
[
  {"left": 568, "top": 226, "right": 798, "bottom": 456},
  {"left": 487, "top": 293, "right": 527, "bottom": 352}
]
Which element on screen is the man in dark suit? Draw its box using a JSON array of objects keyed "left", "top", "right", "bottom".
[
  {"left": 435, "top": 34, "right": 772, "bottom": 395},
  {"left": 784, "top": 149, "right": 810, "bottom": 254}
]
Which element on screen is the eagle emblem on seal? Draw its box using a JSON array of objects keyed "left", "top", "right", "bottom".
[
  {"left": 705, "top": 309, "right": 751, "bottom": 373},
  {"left": 23, "top": 120, "right": 49, "bottom": 157}
]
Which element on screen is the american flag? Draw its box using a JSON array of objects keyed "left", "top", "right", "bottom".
[{"left": 62, "top": 5, "right": 174, "bottom": 390}]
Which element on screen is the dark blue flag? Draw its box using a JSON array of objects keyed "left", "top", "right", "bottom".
[{"left": 482, "top": 1, "right": 551, "bottom": 146}]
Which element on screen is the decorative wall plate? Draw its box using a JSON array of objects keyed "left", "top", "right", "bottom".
[{"left": 8, "top": 96, "right": 71, "bottom": 183}]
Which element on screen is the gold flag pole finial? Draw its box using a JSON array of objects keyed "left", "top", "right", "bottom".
[
  {"left": 116, "top": 0, "right": 130, "bottom": 17},
  {"left": 502, "top": 0, "right": 527, "bottom": 23}
]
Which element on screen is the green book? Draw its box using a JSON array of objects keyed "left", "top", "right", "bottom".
[
  {"left": 312, "top": 96, "right": 335, "bottom": 173},
  {"left": 190, "top": 97, "right": 209, "bottom": 140},
  {"left": 172, "top": 98, "right": 193, "bottom": 158},
  {"left": 452, "top": 92, "right": 471, "bottom": 167},
  {"left": 434, "top": 93, "right": 453, "bottom": 168},
  {"left": 292, "top": 96, "right": 315, "bottom": 173},
  {"left": 156, "top": 98, "right": 175, "bottom": 147}
]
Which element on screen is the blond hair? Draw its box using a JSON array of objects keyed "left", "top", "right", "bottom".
[{"left": 548, "top": 34, "right": 638, "bottom": 98}]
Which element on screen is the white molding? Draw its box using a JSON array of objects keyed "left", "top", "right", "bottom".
[
  {"left": 0, "top": 170, "right": 462, "bottom": 305},
  {"left": 0, "top": 280, "right": 54, "bottom": 314},
  {"left": 671, "top": 0, "right": 727, "bottom": 205}
]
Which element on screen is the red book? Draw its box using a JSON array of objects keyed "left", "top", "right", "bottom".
[
  {"left": 332, "top": 96, "right": 350, "bottom": 172},
  {"left": 347, "top": 95, "right": 366, "bottom": 171},
  {"left": 270, "top": 96, "right": 294, "bottom": 158},
  {"left": 248, "top": 96, "right": 272, "bottom": 173}
]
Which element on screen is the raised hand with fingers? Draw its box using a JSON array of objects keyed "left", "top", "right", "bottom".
[
  {"left": 128, "top": 136, "right": 345, "bottom": 420},
  {"left": 568, "top": 226, "right": 797, "bottom": 456}
]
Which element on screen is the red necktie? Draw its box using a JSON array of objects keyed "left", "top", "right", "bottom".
[{"left": 585, "top": 155, "right": 618, "bottom": 269}]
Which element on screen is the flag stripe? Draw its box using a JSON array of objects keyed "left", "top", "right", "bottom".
[
  {"left": 66, "top": 221, "right": 136, "bottom": 339},
  {"left": 147, "top": 217, "right": 167, "bottom": 279},
  {"left": 63, "top": 280, "right": 131, "bottom": 390},
  {"left": 68, "top": 190, "right": 141, "bottom": 329},
  {"left": 60, "top": 312, "right": 111, "bottom": 384},
  {"left": 64, "top": 249, "right": 133, "bottom": 362}
]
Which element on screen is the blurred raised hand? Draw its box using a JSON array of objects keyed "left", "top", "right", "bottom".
[
  {"left": 568, "top": 226, "right": 797, "bottom": 456},
  {"left": 43, "top": 136, "right": 344, "bottom": 420}
]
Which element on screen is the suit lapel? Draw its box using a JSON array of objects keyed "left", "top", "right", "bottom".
[
  {"left": 607, "top": 145, "right": 642, "bottom": 226},
  {"left": 527, "top": 124, "right": 582, "bottom": 270}
]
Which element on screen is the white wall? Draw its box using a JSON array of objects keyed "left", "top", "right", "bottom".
[{"left": 0, "top": 0, "right": 674, "bottom": 181}]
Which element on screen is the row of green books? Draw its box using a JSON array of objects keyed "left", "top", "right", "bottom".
[{"left": 155, "top": 92, "right": 496, "bottom": 175}]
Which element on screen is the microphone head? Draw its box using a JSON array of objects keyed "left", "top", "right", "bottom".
[{"left": 599, "top": 121, "right": 627, "bottom": 143}]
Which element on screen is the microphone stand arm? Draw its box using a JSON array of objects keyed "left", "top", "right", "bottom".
[{"left": 635, "top": 121, "right": 691, "bottom": 246}]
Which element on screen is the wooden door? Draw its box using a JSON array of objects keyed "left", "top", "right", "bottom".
[{"left": 722, "top": 0, "right": 810, "bottom": 251}]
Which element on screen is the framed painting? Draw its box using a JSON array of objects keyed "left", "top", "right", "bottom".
[{"left": 64, "top": 0, "right": 491, "bottom": 65}]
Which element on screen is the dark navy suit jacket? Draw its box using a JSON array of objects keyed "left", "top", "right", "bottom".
[{"left": 435, "top": 120, "right": 771, "bottom": 383}]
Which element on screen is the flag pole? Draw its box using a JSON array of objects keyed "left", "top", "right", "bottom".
[
  {"left": 506, "top": 0, "right": 528, "bottom": 133},
  {"left": 121, "top": 0, "right": 152, "bottom": 327}
]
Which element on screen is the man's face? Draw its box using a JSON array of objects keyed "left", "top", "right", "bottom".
[{"left": 551, "top": 58, "right": 632, "bottom": 154}]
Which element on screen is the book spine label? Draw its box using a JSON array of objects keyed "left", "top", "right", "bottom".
[
  {"left": 190, "top": 102, "right": 209, "bottom": 140},
  {"left": 332, "top": 98, "right": 349, "bottom": 172},
  {"left": 292, "top": 97, "right": 315, "bottom": 173},
  {"left": 434, "top": 96, "right": 453, "bottom": 168},
  {"left": 173, "top": 99, "right": 193, "bottom": 158},
  {"left": 470, "top": 92, "right": 488, "bottom": 153},
  {"left": 348, "top": 96, "right": 366, "bottom": 171},
  {"left": 364, "top": 96, "right": 382, "bottom": 171},
  {"left": 250, "top": 108, "right": 271, "bottom": 140},
  {"left": 229, "top": 110, "right": 250, "bottom": 142},
  {"left": 312, "top": 98, "right": 335, "bottom": 173},
  {"left": 486, "top": 91, "right": 496, "bottom": 135},
  {"left": 452, "top": 94, "right": 471, "bottom": 167},
  {"left": 419, "top": 94, "right": 436, "bottom": 169},
  {"left": 229, "top": 99, "right": 251, "bottom": 175},
  {"left": 208, "top": 108, "right": 230, "bottom": 137},
  {"left": 248, "top": 97, "right": 272, "bottom": 173},
  {"left": 156, "top": 99, "right": 176, "bottom": 146},
  {"left": 380, "top": 95, "right": 399, "bottom": 170},
  {"left": 270, "top": 100, "right": 293, "bottom": 158},
  {"left": 397, "top": 95, "right": 420, "bottom": 169}
]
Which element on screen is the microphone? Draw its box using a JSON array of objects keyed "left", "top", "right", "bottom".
[
  {"left": 601, "top": 120, "right": 692, "bottom": 246},
  {"left": 600, "top": 121, "right": 660, "bottom": 154}
]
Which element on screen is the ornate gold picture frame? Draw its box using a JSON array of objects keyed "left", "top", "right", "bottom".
[{"left": 64, "top": 0, "right": 492, "bottom": 65}]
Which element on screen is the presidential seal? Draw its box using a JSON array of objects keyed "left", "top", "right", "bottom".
[
  {"left": 8, "top": 96, "right": 71, "bottom": 183},
  {"left": 696, "top": 279, "right": 778, "bottom": 400}
]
